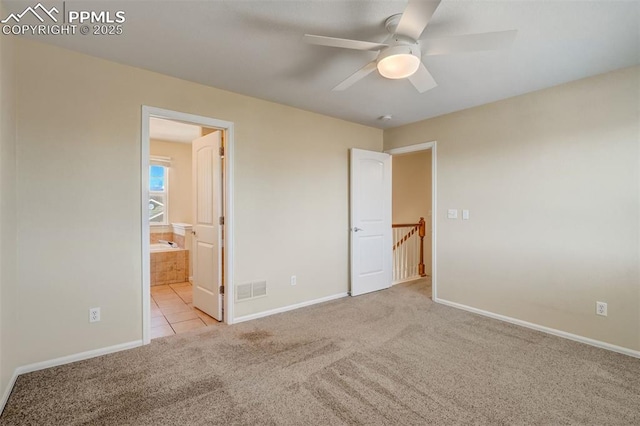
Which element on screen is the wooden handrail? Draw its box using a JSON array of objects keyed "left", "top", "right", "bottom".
[
  {"left": 392, "top": 222, "right": 420, "bottom": 228},
  {"left": 393, "top": 225, "right": 418, "bottom": 250},
  {"left": 392, "top": 217, "right": 427, "bottom": 277}
]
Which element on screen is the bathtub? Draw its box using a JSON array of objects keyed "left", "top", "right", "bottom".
[
  {"left": 150, "top": 243, "right": 189, "bottom": 286},
  {"left": 150, "top": 242, "right": 181, "bottom": 252}
]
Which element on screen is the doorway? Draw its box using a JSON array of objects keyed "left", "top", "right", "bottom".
[
  {"left": 386, "top": 142, "right": 436, "bottom": 299},
  {"left": 141, "top": 107, "right": 235, "bottom": 344}
]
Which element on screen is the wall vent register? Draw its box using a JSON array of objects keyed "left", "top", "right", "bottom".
[{"left": 236, "top": 281, "right": 268, "bottom": 301}]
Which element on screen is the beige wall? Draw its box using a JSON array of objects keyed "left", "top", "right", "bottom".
[
  {"left": 13, "top": 39, "right": 382, "bottom": 367},
  {"left": 150, "top": 139, "right": 192, "bottom": 225},
  {"left": 392, "top": 151, "right": 432, "bottom": 274},
  {"left": 0, "top": 8, "right": 18, "bottom": 402},
  {"left": 385, "top": 66, "right": 640, "bottom": 351}
]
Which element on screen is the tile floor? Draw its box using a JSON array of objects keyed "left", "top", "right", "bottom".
[{"left": 150, "top": 282, "right": 220, "bottom": 339}]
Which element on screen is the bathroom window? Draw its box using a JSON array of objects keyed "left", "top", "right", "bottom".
[{"left": 149, "top": 164, "right": 169, "bottom": 225}]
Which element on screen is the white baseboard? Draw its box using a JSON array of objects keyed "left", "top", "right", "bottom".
[
  {"left": 434, "top": 297, "right": 640, "bottom": 359},
  {"left": 16, "top": 340, "right": 144, "bottom": 375},
  {"left": 234, "top": 292, "right": 348, "bottom": 324},
  {"left": 0, "top": 339, "right": 143, "bottom": 415},
  {"left": 0, "top": 370, "right": 19, "bottom": 416}
]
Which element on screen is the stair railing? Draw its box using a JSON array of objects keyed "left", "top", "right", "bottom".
[{"left": 392, "top": 217, "right": 426, "bottom": 283}]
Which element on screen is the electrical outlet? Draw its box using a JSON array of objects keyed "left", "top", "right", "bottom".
[
  {"left": 89, "top": 307, "right": 101, "bottom": 323},
  {"left": 290, "top": 275, "right": 297, "bottom": 286},
  {"left": 596, "top": 302, "right": 607, "bottom": 317}
]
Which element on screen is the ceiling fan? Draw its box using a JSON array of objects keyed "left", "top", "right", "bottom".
[{"left": 304, "top": 0, "right": 517, "bottom": 93}]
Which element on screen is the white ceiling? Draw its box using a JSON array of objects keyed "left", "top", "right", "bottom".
[{"left": 17, "top": 0, "right": 640, "bottom": 129}]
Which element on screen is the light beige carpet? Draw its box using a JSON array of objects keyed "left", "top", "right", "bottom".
[{"left": 2, "top": 279, "right": 639, "bottom": 425}]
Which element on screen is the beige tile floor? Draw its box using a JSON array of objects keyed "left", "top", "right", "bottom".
[{"left": 150, "top": 282, "right": 220, "bottom": 339}]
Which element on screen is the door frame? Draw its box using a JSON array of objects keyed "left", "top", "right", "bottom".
[
  {"left": 385, "top": 141, "right": 437, "bottom": 300},
  {"left": 141, "top": 106, "right": 235, "bottom": 345}
]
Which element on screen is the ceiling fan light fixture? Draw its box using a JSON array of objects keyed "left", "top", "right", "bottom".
[{"left": 377, "top": 45, "right": 421, "bottom": 79}]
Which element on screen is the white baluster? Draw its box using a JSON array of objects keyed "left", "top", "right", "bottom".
[{"left": 392, "top": 224, "right": 424, "bottom": 284}]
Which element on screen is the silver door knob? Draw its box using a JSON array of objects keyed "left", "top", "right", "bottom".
[{"left": 353, "top": 227, "right": 363, "bottom": 232}]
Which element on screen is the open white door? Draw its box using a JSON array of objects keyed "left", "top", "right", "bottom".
[
  {"left": 192, "top": 131, "right": 222, "bottom": 320},
  {"left": 350, "top": 148, "right": 392, "bottom": 296}
]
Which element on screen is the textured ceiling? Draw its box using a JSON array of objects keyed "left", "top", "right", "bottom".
[{"left": 12, "top": 0, "right": 640, "bottom": 129}]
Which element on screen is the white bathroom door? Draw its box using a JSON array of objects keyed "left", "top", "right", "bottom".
[
  {"left": 350, "top": 148, "right": 392, "bottom": 296},
  {"left": 192, "top": 131, "right": 222, "bottom": 321}
]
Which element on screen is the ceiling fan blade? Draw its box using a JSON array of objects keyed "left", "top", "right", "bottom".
[
  {"left": 423, "top": 30, "right": 518, "bottom": 56},
  {"left": 332, "top": 61, "right": 378, "bottom": 91},
  {"left": 408, "top": 63, "right": 437, "bottom": 93},
  {"left": 395, "top": 0, "right": 441, "bottom": 40},
  {"left": 304, "top": 34, "right": 387, "bottom": 51}
]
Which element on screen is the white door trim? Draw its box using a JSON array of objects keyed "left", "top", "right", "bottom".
[
  {"left": 141, "top": 106, "right": 236, "bottom": 345},
  {"left": 385, "top": 141, "right": 437, "bottom": 299}
]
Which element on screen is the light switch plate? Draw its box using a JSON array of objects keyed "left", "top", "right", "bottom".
[
  {"left": 447, "top": 209, "right": 458, "bottom": 219},
  {"left": 462, "top": 210, "right": 470, "bottom": 220}
]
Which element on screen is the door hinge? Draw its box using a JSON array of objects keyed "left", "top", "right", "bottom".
[
  {"left": 219, "top": 216, "right": 225, "bottom": 225},
  {"left": 219, "top": 285, "right": 225, "bottom": 294},
  {"left": 219, "top": 146, "right": 224, "bottom": 157}
]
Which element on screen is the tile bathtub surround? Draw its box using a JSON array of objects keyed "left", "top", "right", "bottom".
[
  {"left": 172, "top": 233, "right": 185, "bottom": 249},
  {"left": 150, "top": 231, "right": 174, "bottom": 244},
  {"left": 151, "top": 250, "right": 189, "bottom": 286},
  {"left": 150, "top": 232, "right": 186, "bottom": 249},
  {"left": 150, "top": 282, "right": 219, "bottom": 339}
]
